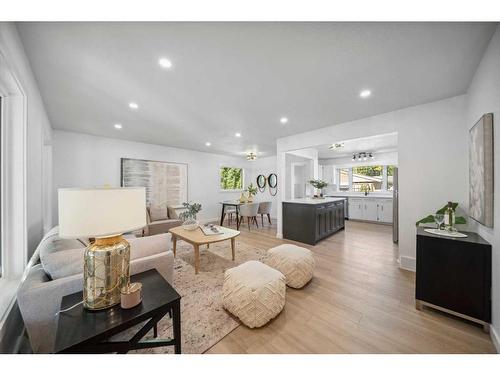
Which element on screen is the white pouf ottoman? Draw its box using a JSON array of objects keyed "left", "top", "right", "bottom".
[
  {"left": 222, "top": 260, "right": 286, "bottom": 328},
  {"left": 265, "top": 244, "right": 315, "bottom": 288}
]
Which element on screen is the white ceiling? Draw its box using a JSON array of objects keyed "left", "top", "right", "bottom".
[
  {"left": 317, "top": 133, "right": 398, "bottom": 159},
  {"left": 17, "top": 22, "right": 496, "bottom": 157}
]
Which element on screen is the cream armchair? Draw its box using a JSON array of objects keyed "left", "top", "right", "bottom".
[{"left": 144, "top": 205, "right": 182, "bottom": 236}]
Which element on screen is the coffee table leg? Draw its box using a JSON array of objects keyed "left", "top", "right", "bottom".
[
  {"left": 194, "top": 244, "right": 200, "bottom": 274},
  {"left": 173, "top": 300, "right": 181, "bottom": 354},
  {"left": 172, "top": 235, "right": 177, "bottom": 258},
  {"left": 231, "top": 237, "right": 235, "bottom": 261}
]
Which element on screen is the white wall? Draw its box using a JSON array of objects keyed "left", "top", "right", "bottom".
[
  {"left": 246, "top": 156, "right": 278, "bottom": 219},
  {"left": 277, "top": 95, "right": 467, "bottom": 269},
  {"left": 0, "top": 23, "right": 53, "bottom": 258},
  {"left": 319, "top": 150, "right": 398, "bottom": 168},
  {"left": 53, "top": 131, "right": 255, "bottom": 224},
  {"left": 465, "top": 25, "right": 500, "bottom": 351}
]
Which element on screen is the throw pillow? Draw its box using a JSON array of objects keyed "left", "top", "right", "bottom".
[{"left": 149, "top": 205, "right": 169, "bottom": 221}]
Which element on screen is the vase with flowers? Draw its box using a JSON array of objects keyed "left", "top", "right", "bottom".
[
  {"left": 246, "top": 183, "right": 258, "bottom": 202},
  {"left": 179, "top": 202, "right": 202, "bottom": 231},
  {"left": 309, "top": 179, "right": 328, "bottom": 198}
]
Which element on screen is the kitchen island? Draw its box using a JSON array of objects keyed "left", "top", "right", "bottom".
[{"left": 282, "top": 198, "right": 345, "bottom": 245}]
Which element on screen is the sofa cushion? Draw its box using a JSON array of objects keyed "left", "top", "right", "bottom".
[
  {"left": 37, "top": 227, "right": 86, "bottom": 279},
  {"left": 42, "top": 247, "right": 84, "bottom": 280},
  {"left": 149, "top": 205, "right": 169, "bottom": 221}
]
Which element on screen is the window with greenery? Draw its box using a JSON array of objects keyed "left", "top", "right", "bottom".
[
  {"left": 352, "top": 165, "right": 383, "bottom": 192},
  {"left": 220, "top": 166, "right": 244, "bottom": 190},
  {"left": 338, "top": 168, "right": 349, "bottom": 191},
  {"left": 387, "top": 165, "right": 395, "bottom": 191},
  {"left": 336, "top": 165, "right": 395, "bottom": 192}
]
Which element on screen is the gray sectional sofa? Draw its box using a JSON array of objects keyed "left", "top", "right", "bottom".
[{"left": 16, "top": 226, "right": 174, "bottom": 353}]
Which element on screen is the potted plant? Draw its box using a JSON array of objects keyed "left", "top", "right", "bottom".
[
  {"left": 179, "top": 201, "right": 202, "bottom": 231},
  {"left": 309, "top": 179, "right": 328, "bottom": 198},
  {"left": 416, "top": 202, "right": 466, "bottom": 231},
  {"left": 246, "top": 183, "right": 258, "bottom": 202}
]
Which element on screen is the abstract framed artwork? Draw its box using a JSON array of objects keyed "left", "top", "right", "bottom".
[
  {"left": 121, "top": 158, "right": 188, "bottom": 208},
  {"left": 469, "top": 113, "right": 494, "bottom": 228}
]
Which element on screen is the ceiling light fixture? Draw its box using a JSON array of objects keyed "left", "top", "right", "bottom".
[
  {"left": 352, "top": 152, "right": 374, "bottom": 161},
  {"left": 114, "top": 124, "right": 123, "bottom": 129},
  {"left": 128, "top": 102, "right": 139, "bottom": 109},
  {"left": 158, "top": 58, "right": 173, "bottom": 69},
  {"left": 246, "top": 152, "right": 257, "bottom": 161},
  {"left": 359, "top": 89, "right": 372, "bottom": 98},
  {"left": 329, "top": 142, "right": 345, "bottom": 150},
  {"left": 205, "top": 142, "right": 211, "bottom": 147},
  {"left": 235, "top": 132, "right": 242, "bottom": 137},
  {"left": 280, "top": 117, "right": 288, "bottom": 124}
]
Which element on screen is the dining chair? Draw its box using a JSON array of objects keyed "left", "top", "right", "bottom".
[
  {"left": 258, "top": 202, "right": 272, "bottom": 226},
  {"left": 225, "top": 206, "right": 237, "bottom": 226},
  {"left": 238, "top": 203, "right": 260, "bottom": 231}
]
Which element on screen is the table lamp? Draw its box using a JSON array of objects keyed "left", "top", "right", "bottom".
[{"left": 58, "top": 187, "right": 146, "bottom": 310}]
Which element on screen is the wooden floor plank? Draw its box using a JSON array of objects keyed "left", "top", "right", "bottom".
[{"left": 206, "top": 220, "right": 496, "bottom": 354}]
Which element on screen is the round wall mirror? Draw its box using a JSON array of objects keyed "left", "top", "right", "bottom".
[
  {"left": 256, "top": 174, "right": 267, "bottom": 192},
  {"left": 256, "top": 174, "right": 267, "bottom": 189},
  {"left": 268, "top": 173, "right": 278, "bottom": 188}
]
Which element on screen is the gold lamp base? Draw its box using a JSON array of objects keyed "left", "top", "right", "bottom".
[{"left": 83, "top": 235, "right": 131, "bottom": 310}]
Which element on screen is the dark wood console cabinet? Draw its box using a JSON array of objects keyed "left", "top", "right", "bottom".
[
  {"left": 415, "top": 227, "right": 491, "bottom": 332},
  {"left": 283, "top": 200, "right": 345, "bottom": 245}
]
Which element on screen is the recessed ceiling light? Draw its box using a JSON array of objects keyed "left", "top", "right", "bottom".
[
  {"left": 359, "top": 89, "right": 372, "bottom": 98},
  {"left": 280, "top": 117, "right": 288, "bottom": 124},
  {"left": 235, "top": 132, "right": 242, "bottom": 138},
  {"left": 114, "top": 124, "right": 122, "bottom": 129},
  {"left": 129, "top": 102, "right": 139, "bottom": 109},
  {"left": 205, "top": 142, "right": 211, "bottom": 146},
  {"left": 158, "top": 58, "right": 173, "bottom": 69}
]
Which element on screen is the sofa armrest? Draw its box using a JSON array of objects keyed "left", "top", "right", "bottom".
[{"left": 148, "top": 220, "right": 182, "bottom": 236}]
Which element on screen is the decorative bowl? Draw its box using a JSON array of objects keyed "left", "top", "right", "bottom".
[{"left": 182, "top": 218, "right": 199, "bottom": 231}]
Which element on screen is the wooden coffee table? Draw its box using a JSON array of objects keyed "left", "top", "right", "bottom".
[{"left": 169, "top": 225, "right": 240, "bottom": 274}]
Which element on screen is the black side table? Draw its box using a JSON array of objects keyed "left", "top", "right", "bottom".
[{"left": 54, "top": 269, "right": 181, "bottom": 353}]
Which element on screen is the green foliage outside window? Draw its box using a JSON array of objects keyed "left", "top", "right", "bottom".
[
  {"left": 220, "top": 167, "right": 243, "bottom": 190},
  {"left": 352, "top": 165, "right": 383, "bottom": 176}
]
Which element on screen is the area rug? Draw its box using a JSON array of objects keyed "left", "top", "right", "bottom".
[{"left": 119, "top": 238, "right": 268, "bottom": 354}]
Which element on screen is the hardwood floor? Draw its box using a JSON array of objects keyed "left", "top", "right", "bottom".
[{"left": 206, "top": 220, "right": 496, "bottom": 354}]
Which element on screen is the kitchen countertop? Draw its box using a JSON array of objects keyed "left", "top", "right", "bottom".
[
  {"left": 282, "top": 197, "right": 346, "bottom": 205},
  {"left": 326, "top": 192, "right": 393, "bottom": 199}
]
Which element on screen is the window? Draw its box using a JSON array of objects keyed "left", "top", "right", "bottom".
[
  {"left": 387, "top": 165, "right": 395, "bottom": 191},
  {"left": 338, "top": 168, "right": 349, "bottom": 191},
  {"left": 335, "top": 165, "right": 395, "bottom": 192},
  {"left": 219, "top": 166, "right": 244, "bottom": 191},
  {"left": 352, "top": 165, "right": 383, "bottom": 192}
]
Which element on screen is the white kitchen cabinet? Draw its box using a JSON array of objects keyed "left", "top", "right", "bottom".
[
  {"left": 363, "top": 199, "right": 378, "bottom": 221},
  {"left": 348, "top": 198, "right": 364, "bottom": 220},
  {"left": 345, "top": 196, "right": 393, "bottom": 224},
  {"left": 377, "top": 199, "right": 393, "bottom": 223}
]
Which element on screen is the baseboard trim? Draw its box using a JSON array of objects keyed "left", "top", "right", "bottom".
[
  {"left": 491, "top": 325, "right": 500, "bottom": 353},
  {"left": 399, "top": 256, "right": 416, "bottom": 272}
]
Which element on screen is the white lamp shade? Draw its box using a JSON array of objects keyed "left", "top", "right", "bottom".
[{"left": 58, "top": 187, "right": 146, "bottom": 238}]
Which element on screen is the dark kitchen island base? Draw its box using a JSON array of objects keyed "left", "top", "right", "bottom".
[{"left": 282, "top": 198, "right": 345, "bottom": 245}]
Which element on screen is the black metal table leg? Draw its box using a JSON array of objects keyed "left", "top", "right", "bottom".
[
  {"left": 220, "top": 204, "right": 226, "bottom": 226},
  {"left": 172, "top": 300, "right": 181, "bottom": 354},
  {"left": 236, "top": 205, "right": 240, "bottom": 230},
  {"left": 153, "top": 324, "right": 158, "bottom": 338}
]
